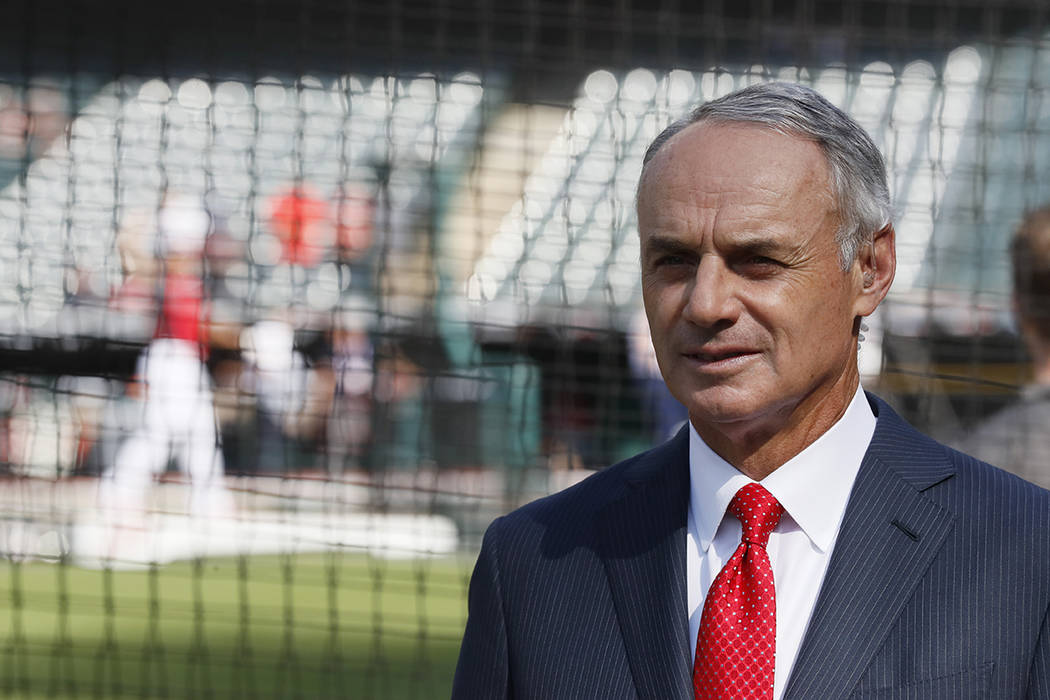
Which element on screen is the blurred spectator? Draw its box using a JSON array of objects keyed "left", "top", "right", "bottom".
[
  {"left": 238, "top": 318, "right": 314, "bottom": 473},
  {"left": 325, "top": 303, "right": 375, "bottom": 473},
  {"left": 59, "top": 375, "right": 120, "bottom": 476},
  {"left": 334, "top": 181, "right": 375, "bottom": 262},
  {"left": 0, "top": 80, "right": 69, "bottom": 161},
  {"left": 369, "top": 340, "right": 425, "bottom": 471},
  {"left": 200, "top": 225, "right": 254, "bottom": 476},
  {"left": 0, "top": 376, "right": 17, "bottom": 474},
  {"left": 628, "top": 308, "right": 688, "bottom": 443},
  {"left": 99, "top": 193, "right": 233, "bottom": 523},
  {"left": 955, "top": 207, "right": 1050, "bottom": 488},
  {"left": 268, "top": 184, "right": 333, "bottom": 268}
]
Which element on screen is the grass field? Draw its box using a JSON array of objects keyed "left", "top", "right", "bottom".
[{"left": 0, "top": 553, "right": 472, "bottom": 699}]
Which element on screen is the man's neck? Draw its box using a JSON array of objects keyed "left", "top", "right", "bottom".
[
  {"left": 697, "top": 423, "right": 848, "bottom": 481},
  {"left": 692, "top": 377, "right": 861, "bottom": 481}
]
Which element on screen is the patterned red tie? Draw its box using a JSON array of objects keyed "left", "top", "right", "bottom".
[{"left": 693, "top": 482, "right": 784, "bottom": 699}]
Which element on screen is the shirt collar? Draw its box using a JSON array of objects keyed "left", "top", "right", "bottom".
[{"left": 689, "top": 385, "right": 876, "bottom": 554}]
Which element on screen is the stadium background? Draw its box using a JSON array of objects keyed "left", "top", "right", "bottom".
[{"left": 0, "top": 0, "right": 1047, "bottom": 697}]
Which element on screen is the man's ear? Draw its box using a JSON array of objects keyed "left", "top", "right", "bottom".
[{"left": 853, "top": 224, "right": 896, "bottom": 318}]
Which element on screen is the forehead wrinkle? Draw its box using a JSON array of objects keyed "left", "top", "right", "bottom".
[
  {"left": 638, "top": 124, "right": 840, "bottom": 243},
  {"left": 646, "top": 163, "right": 833, "bottom": 214}
]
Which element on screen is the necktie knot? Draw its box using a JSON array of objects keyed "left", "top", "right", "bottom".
[{"left": 728, "top": 482, "right": 783, "bottom": 547}]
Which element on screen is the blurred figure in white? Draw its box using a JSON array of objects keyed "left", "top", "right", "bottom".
[
  {"left": 100, "top": 193, "right": 233, "bottom": 527},
  {"left": 239, "top": 318, "right": 311, "bottom": 474}
]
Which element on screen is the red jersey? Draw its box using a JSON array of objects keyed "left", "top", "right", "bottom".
[{"left": 154, "top": 272, "right": 205, "bottom": 348}]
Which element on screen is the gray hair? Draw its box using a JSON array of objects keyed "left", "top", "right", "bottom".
[{"left": 641, "top": 82, "right": 892, "bottom": 269}]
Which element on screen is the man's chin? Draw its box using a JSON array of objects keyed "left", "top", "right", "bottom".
[
  {"left": 682, "top": 391, "right": 790, "bottom": 438},
  {"left": 679, "top": 383, "right": 767, "bottom": 420}
]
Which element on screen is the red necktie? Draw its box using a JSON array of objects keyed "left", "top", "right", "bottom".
[{"left": 693, "top": 482, "right": 784, "bottom": 700}]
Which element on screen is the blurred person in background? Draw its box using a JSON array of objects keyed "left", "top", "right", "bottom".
[
  {"left": 100, "top": 193, "right": 234, "bottom": 526},
  {"left": 955, "top": 207, "right": 1050, "bottom": 489},
  {"left": 629, "top": 306, "right": 689, "bottom": 443},
  {"left": 324, "top": 301, "right": 375, "bottom": 474},
  {"left": 238, "top": 316, "right": 334, "bottom": 474}
]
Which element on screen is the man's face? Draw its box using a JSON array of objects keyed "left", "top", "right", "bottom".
[{"left": 638, "top": 122, "right": 876, "bottom": 447}]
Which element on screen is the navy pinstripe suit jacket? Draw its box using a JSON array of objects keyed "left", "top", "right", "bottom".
[{"left": 452, "top": 393, "right": 1050, "bottom": 698}]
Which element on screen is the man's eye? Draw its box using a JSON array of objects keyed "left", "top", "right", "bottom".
[
  {"left": 654, "top": 254, "right": 689, "bottom": 267},
  {"left": 736, "top": 255, "right": 785, "bottom": 276},
  {"left": 743, "top": 256, "right": 781, "bottom": 268}
]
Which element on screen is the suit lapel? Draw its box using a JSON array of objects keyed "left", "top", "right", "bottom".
[
  {"left": 783, "top": 396, "right": 957, "bottom": 699},
  {"left": 596, "top": 430, "right": 694, "bottom": 700}
]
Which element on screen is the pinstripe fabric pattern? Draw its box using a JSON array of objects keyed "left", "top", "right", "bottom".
[
  {"left": 452, "top": 394, "right": 1050, "bottom": 699},
  {"left": 453, "top": 431, "right": 692, "bottom": 699},
  {"left": 785, "top": 395, "right": 1050, "bottom": 699}
]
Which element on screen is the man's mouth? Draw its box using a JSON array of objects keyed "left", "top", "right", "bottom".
[{"left": 684, "top": 349, "right": 757, "bottom": 363}]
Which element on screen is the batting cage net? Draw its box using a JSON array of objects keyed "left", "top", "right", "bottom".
[{"left": 0, "top": 0, "right": 1047, "bottom": 697}]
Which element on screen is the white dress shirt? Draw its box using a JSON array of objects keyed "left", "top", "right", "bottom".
[{"left": 687, "top": 385, "right": 876, "bottom": 700}]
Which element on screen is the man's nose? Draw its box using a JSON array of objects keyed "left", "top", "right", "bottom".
[{"left": 682, "top": 257, "right": 739, "bottom": 327}]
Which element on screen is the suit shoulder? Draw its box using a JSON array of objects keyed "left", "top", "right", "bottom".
[
  {"left": 872, "top": 393, "right": 1048, "bottom": 490},
  {"left": 943, "top": 439, "right": 1050, "bottom": 506},
  {"left": 914, "top": 432, "right": 1050, "bottom": 548},
  {"left": 869, "top": 393, "right": 1050, "bottom": 529},
  {"left": 952, "top": 396, "right": 1050, "bottom": 488}
]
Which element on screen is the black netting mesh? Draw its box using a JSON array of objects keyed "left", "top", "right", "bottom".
[{"left": 1, "top": 1, "right": 1047, "bottom": 697}]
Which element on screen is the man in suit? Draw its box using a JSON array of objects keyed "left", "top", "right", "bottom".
[{"left": 453, "top": 82, "right": 1050, "bottom": 699}]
